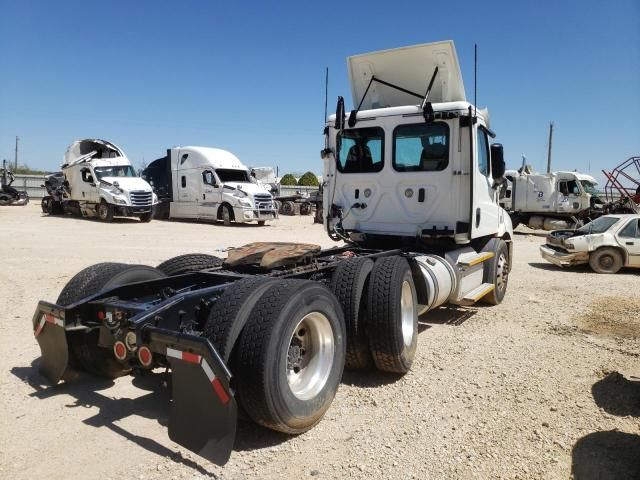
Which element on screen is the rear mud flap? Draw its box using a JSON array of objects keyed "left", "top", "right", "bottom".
[
  {"left": 146, "top": 329, "right": 238, "bottom": 466},
  {"left": 32, "top": 306, "right": 69, "bottom": 384}
]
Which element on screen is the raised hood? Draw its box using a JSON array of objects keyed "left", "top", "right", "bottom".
[
  {"left": 64, "top": 139, "right": 128, "bottom": 167},
  {"left": 348, "top": 40, "right": 466, "bottom": 110}
]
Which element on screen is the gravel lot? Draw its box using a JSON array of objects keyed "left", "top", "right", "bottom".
[{"left": 1, "top": 204, "right": 639, "bottom": 480}]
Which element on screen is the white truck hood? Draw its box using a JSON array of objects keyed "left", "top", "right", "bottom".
[
  {"left": 100, "top": 176, "right": 152, "bottom": 192},
  {"left": 223, "top": 182, "right": 270, "bottom": 196},
  {"left": 348, "top": 40, "right": 466, "bottom": 109}
]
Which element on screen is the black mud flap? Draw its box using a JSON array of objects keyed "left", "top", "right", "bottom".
[
  {"left": 32, "top": 302, "right": 69, "bottom": 384},
  {"left": 146, "top": 328, "right": 238, "bottom": 466}
]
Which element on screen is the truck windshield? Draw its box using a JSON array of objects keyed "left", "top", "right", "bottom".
[
  {"left": 580, "top": 180, "right": 599, "bottom": 195},
  {"left": 337, "top": 127, "right": 384, "bottom": 173},
  {"left": 577, "top": 216, "right": 619, "bottom": 234},
  {"left": 94, "top": 165, "right": 136, "bottom": 179},
  {"left": 216, "top": 169, "right": 251, "bottom": 183}
]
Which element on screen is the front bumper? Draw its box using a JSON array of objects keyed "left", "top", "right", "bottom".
[
  {"left": 234, "top": 206, "right": 277, "bottom": 222},
  {"left": 539, "top": 244, "right": 589, "bottom": 267}
]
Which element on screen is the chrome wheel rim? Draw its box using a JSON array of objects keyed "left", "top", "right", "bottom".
[
  {"left": 98, "top": 204, "right": 107, "bottom": 219},
  {"left": 400, "top": 280, "right": 415, "bottom": 347},
  {"left": 222, "top": 208, "right": 230, "bottom": 221},
  {"left": 496, "top": 253, "right": 509, "bottom": 293},
  {"left": 286, "top": 312, "right": 334, "bottom": 401}
]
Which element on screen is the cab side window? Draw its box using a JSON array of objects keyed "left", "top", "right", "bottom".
[
  {"left": 619, "top": 219, "right": 640, "bottom": 238},
  {"left": 81, "top": 168, "right": 94, "bottom": 183},
  {"left": 477, "top": 128, "right": 489, "bottom": 176},
  {"left": 202, "top": 170, "right": 215, "bottom": 185}
]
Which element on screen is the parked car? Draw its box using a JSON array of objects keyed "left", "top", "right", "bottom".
[{"left": 540, "top": 214, "right": 640, "bottom": 273}]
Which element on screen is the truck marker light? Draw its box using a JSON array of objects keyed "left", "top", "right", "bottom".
[
  {"left": 137, "top": 346, "right": 153, "bottom": 367},
  {"left": 166, "top": 347, "right": 230, "bottom": 404},
  {"left": 113, "top": 341, "right": 127, "bottom": 360},
  {"left": 97, "top": 311, "right": 105, "bottom": 321}
]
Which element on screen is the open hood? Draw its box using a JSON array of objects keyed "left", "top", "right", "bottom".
[
  {"left": 64, "top": 139, "right": 127, "bottom": 167},
  {"left": 347, "top": 40, "right": 466, "bottom": 109}
]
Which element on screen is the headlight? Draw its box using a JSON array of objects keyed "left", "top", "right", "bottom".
[
  {"left": 233, "top": 189, "right": 248, "bottom": 198},
  {"left": 152, "top": 193, "right": 158, "bottom": 203},
  {"left": 239, "top": 198, "right": 252, "bottom": 207},
  {"left": 113, "top": 197, "right": 127, "bottom": 205}
]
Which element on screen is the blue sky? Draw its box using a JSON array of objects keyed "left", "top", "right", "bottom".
[{"left": 1, "top": 0, "right": 638, "bottom": 184}]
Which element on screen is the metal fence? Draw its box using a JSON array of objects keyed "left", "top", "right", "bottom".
[{"left": 12, "top": 174, "right": 47, "bottom": 198}]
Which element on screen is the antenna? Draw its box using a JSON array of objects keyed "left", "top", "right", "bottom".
[
  {"left": 474, "top": 44, "right": 477, "bottom": 118},
  {"left": 324, "top": 67, "right": 329, "bottom": 123},
  {"left": 546, "top": 122, "right": 554, "bottom": 173}
]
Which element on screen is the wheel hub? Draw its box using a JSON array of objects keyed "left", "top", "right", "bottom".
[
  {"left": 400, "top": 280, "right": 415, "bottom": 347},
  {"left": 496, "top": 253, "right": 509, "bottom": 293},
  {"left": 286, "top": 312, "right": 334, "bottom": 400}
]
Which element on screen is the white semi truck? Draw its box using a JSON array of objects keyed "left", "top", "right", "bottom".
[
  {"left": 142, "top": 147, "right": 276, "bottom": 225},
  {"left": 32, "top": 41, "right": 513, "bottom": 466},
  {"left": 57, "top": 139, "right": 157, "bottom": 222},
  {"left": 500, "top": 168, "right": 602, "bottom": 230}
]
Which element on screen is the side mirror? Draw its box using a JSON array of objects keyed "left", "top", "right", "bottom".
[
  {"left": 490, "top": 143, "right": 506, "bottom": 180},
  {"left": 334, "top": 96, "right": 345, "bottom": 131}
]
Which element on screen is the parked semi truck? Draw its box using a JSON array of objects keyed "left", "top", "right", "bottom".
[
  {"left": 142, "top": 147, "right": 276, "bottom": 225},
  {"left": 51, "top": 139, "right": 157, "bottom": 222},
  {"left": 500, "top": 167, "right": 602, "bottom": 230},
  {"left": 32, "top": 41, "right": 512, "bottom": 466}
]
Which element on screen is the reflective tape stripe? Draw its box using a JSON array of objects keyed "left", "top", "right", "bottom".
[
  {"left": 167, "top": 348, "right": 230, "bottom": 405},
  {"left": 166, "top": 347, "right": 201, "bottom": 364},
  {"left": 34, "top": 314, "right": 63, "bottom": 337},
  {"left": 212, "top": 378, "right": 230, "bottom": 405},
  {"left": 34, "top": 317, "right": 46, "bottom": 337}
]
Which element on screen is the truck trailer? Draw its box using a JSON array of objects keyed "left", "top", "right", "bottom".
[
  {"left": 142, "top": 147, "right": 277, "bottom": 225},
  {"left": 32, "top": 41, "right": 513, "bottom": 466}
]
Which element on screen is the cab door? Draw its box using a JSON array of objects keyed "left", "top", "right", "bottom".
[
  {"left": 471, "top": 126, "right": 500, "bottom": 238},
  {"left": 616, "top": 218, "right": 640, "bottom": 266},
  {"left": 80, "top": 167, "right": 99, "bottom": 203},
  {"left": 199, "top": 170, "right": 221, "bottom": 218}
]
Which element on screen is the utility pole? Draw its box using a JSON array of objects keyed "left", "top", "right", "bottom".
[
  {"left": 14, "top": 136, "right": 19, "bottom": 170},
  {"left": 546, "top": 122, "right": 553, "bottom": 173}
]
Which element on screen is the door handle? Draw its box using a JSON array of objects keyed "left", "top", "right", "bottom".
[
  {"left": 626, "top": 241, "right": 634, "bottom": 245},
  {"left": 203, "top": 194, "right": 205, "bottom": 200}
]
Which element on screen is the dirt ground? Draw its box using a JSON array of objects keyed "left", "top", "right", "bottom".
[{"left": 1, "top": 204, "right": 639, "bottom": 480}]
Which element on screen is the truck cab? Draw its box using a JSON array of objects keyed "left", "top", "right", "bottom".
[
  {"left": 323, "top": 41, "right": 512, "bottom": 251},
  {"left": 143, "top": 147, "right": 276, "bottom": 225},
  {"left": 61, "top": 139, "right": 157, "bottom": 222},
  {"left": 501, "top": 169, "right": 602, "bottom": 230}
]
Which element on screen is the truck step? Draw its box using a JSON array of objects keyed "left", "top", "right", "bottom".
[
  {"left": 456, "top": 251, "right": 494, "bottom": 268},
  {"left": 460, "top": 282, "right": 495, "bottom": 305}
]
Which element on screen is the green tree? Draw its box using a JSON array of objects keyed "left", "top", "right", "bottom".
[
  {"left": 298, "top": 171, "right": 320, "bottom": 186},
  {"left": 280, "top": 173, "right": 298, "bottom": 186}
]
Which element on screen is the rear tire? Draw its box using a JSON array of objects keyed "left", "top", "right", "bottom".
[
  {"left": 156, "top": 253, "right": 223, "bottom": 276},
  {"left": 257, "top": 220, "right": 266, "bottom": 226},
  {"left": 57, "top": 263, "right": 167, "bottom": 377},
  {"left": 97, "top": 201, "right": 114, "bottom": 222},
  {"left": 367, "top": 256, "right": 418, "bottom": 374},
  {"left": 330, "top": 258, "right": 374, "bottom": 370},
  {"left": 589, "top": 247, "right": 623, "bottom": 274},
  {"left": 203, "top": 277, "right": 277, "bottom": 362},
  {"left": 235, "top": 280, "right": 346, "bottom": 433},
  {"left": 281, "top": 201, "right": 295, "bottom": 216},
  {"left": 481, "top": 239, "right": 510, "bottom": 305}
]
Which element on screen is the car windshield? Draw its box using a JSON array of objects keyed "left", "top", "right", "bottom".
[
  {"left": 580, "top": 180, "right": 599, "bottom": 195},
  {"left": 94, "top": 165, "right": 136, "bottom": 180},
  {"left": 216, "top": 168, "right": 251, "bottom": 183},
  {"left": 577, "top": 216, "right": 619, "bottom": 234}
]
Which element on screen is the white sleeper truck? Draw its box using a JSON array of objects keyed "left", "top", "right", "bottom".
[
  {"left": 143, "top": 147, "right": 276, "bottom": 225},
  {"left": 31, "top": 41, "right": 512, "bottom": 466},
  {"left": 501, "top": 169, "right": 602, "bottom": 230},
  {"left": 59, "top": 139, "right": 157, "bottom": 222}
]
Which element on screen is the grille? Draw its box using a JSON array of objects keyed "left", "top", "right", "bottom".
[
  {"left": 254, "top": 194, "right": 274, "bottom": 210},
  {"left": 130, "top": 190, "right": 153, "bottom": 207}
]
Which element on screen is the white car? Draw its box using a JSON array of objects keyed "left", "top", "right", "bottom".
[{"left": 540, "top": 214, "right": 640, "bottom": 273}]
